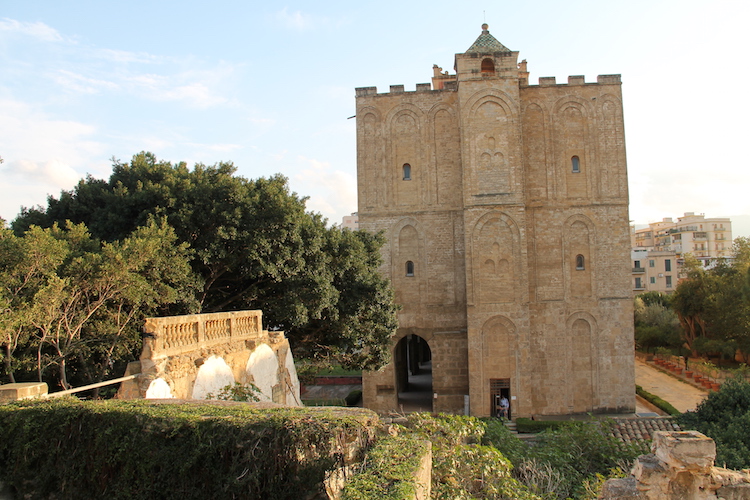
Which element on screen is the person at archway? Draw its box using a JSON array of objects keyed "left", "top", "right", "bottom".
[{"left": 498, "top": 395, "right": 510, "bottom": 420}]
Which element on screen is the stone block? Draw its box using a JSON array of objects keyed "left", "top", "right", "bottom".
[
  {"left": 652, "top": 431, "right": 716, "bottom": 473},
  {"left": 0, "top": 382, "right": 48, "bottom": 402}
]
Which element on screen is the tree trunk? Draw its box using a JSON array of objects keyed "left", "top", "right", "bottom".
[
  {"left": 58, "top": 356, "right": 71, "bottom": 390},
  {"left": 3, "top": 344, "right": 15, "bottom": 383}
]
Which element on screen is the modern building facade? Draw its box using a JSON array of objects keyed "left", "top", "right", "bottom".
[
  {"left": 356, "top": 25, "right": 634, "bottom": 418},
  {"left": 341, "top": 212, "right": 359, "bottom": 230},
  {"left": 630, "top": 213, "right": 733, "bottom": 294}
]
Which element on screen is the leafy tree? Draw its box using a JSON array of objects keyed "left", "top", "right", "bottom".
[
  {"left": 0, "top": 219, "right": 198, "bottom": 389},
  {"left": 680, "top": 377, "right": 750, "bottom": 469},
  {"left": 11, "top": 152, "right": 398, "bottom": 370},
  {"left": 0, "top": 222, "right": 68, "bottom": 383},
  {"left": 671, "top": 240, "right": 750, "bottom": 361},
  {"left": 671, "top": 254, "right": 710, "bottom": 356},
  {"left": 634, "top": 293, "right": 681, "bottom": 353}
]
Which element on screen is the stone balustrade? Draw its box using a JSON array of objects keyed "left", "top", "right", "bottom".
[{"left": 143, "top": 310, "right": 265, "bottom": 358}]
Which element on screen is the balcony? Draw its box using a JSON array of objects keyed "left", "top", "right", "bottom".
[
  {"left": 632, "top": 267, "right": 646, "bottom": 273},
  {"left": 693, "top": 232, "right": 708, "bottom": 240}
]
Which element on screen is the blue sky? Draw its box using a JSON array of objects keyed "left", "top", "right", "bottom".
[{"left": 1, "top": 0, "right": 749, "bottom": 235}]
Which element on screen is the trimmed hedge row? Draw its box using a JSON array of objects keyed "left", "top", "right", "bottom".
[
  {"left": 515, "top": 417, "right": 567, "bottom": 433},
  {"left": 0, "top": 398, "right": 378, "bottom": 500},
  {"left": 636, "top": 385, "right": 681, "bottom": 415}
]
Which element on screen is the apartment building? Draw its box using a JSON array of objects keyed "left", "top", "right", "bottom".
[{"left": 631, "top": 212, "right": 732, "bottom": 294}]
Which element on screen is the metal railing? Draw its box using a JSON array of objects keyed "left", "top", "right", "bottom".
[{"left": 43, "top": 374, "right": 138, "bottom": 399}]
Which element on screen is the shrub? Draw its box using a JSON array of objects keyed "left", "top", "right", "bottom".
[
  {"left": 205, "top": 382, "right": 260, "bottom": 402},
  {"left": 515, "top": 417, "right": 567, "bottom": 433},
  {"left": 341, "top": 434, "right": 428, "bottom": 500},
  {"left": 406, "top": 413, "right": 540, "bottom": 500},
  {"left": 0, "top": 398, "right": 377, "bottom": 500},
  {"left": 680, "top": 376, "right": 750, "bottom": 469}
]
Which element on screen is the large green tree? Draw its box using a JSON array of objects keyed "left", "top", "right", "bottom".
[
  {"left": 12, "top": 152, "right": 398, "bottom": 370},
  {"left": 0, "top": 218, "right": 198, "bottom": 389}
]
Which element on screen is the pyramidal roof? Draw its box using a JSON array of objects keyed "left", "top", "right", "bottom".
[{"left": 465, "top": 24, "right": 511, "bottom": 53}]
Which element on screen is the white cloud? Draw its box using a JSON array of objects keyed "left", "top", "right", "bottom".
[
  {"left": 275, "top": 7, "right": 316, "bottom": 30},
  {"left": 0, "top": 18, "right": 64, "bottom": 42},
  {"left": 54, "top": 69, "right": 121, "bottom": 94},
  {"left": 0, "top": 98, "right": 106, "bottom": 219},
  {"left": 290, "top": 156, "right": 357, "bottom": 222}
]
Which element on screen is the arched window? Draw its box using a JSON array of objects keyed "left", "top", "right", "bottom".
[
  {"left": 403, "top": 163, "right": 412, "bottom": 180},
  {"left": 406, "top": 261, "right": 415, "bottom": 276},
  {"left": 481, "top": 58, "right": 495, "bottom": 74},
  {"left": 575, "top": 254, "right": 585, "bottom": 270},
  {"left": 571, "top": 156, "right": 580, "bottom": 173}
]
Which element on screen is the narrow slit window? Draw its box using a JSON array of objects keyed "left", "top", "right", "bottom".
[
  {"left": 571, "top": 156, "right": 580, "bottom": 173},
  {"left": 402, "top": 163, "right": 411, "bottom": 180},
  {"left": 406, "top": 261, "right": 415, "bottom": 276},
  {"left": 575, "top": 254, "right": 585, "bottom": 270}
]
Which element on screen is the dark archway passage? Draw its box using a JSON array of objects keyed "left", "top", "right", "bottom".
[{"left": 394, "top": 335, "right": 433, "bottom": 412}]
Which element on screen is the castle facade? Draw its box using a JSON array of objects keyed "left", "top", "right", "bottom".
[{"left": 356, "top": 25, "right": 634, "bottom": 417}]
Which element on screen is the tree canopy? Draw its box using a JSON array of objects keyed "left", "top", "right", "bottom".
[
  {"left": 670, "top": 239, "right": 750, "bottom": 360},
  {"left": 1, "top": 218, "right": 198, "bottom": 390},
  {"left": 5, "top": 152, "right": 398, "bottom": 389}
]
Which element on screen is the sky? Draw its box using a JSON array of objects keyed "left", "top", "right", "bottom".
[{"left": 1, "top": 0, "right": 749, "bottom": 235}]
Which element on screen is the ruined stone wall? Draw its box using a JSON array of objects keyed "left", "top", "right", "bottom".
[
  {"left": 600, "top": 431, "right": 750, "bottom": 500},
  {"left": 118, "top": 310, "right": 301, "bottom": 406}
]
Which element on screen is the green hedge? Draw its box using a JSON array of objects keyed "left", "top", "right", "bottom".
[
  {"left": 636, "top": 385, "right": 680, "bottom": 415},
  {"left": 515, "top": 417, "right": 567, "bottom": 433},
  {"left": 341, "top": 434, "right": 429, "bottom": 500},
  {"left": 0, "top": 398, "right": 377, "bottom": 500}
]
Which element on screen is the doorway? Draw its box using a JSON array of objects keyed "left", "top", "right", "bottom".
[
  {"left": 395, "top": 335, "right": 433, "bottom": 412},
  {"left": 490, "top": 378, "right": 511, "bottom": 419}
]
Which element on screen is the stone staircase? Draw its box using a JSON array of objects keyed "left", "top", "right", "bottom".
[{"left": 503, "top": 419, "right": 517, "bottom": 433}]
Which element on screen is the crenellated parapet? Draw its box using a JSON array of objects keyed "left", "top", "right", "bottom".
[
  {"left": 532, "top": 74, "right": 622, "bottom": 87},
  {"left": 355, "top": 83, "right": 447, "bottom": 97}
]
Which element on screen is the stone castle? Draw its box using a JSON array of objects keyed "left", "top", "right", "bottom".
[{"left": 356, "top": 25, "right": 634, "bottom": 418}]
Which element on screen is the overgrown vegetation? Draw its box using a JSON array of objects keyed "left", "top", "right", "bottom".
[
  {"left": 341, "top": 434, "right": 429, "bottom": 500},
  {"left": 636, "top": 385, "right": 680, "bottom": 415},
  {"left": 482, "top": 417, "right": 646, "bottom": 499},
  {"left": 406, "top": 413, "right": 540, "bottom": 500},
  {"left": 680, "top": 376, "right": 750, "bottom": 469},
  {"left": 0, "top": 398, "right": 377, "bottom": 500},
  {"left": 0, "top": 400, "right": 655, "bottom": 500}
]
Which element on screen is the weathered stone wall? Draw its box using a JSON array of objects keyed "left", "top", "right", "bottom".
[
  {"left": 118, "top": 310, "right": 301, "bottom": 405},
  {"left": 600, "top": 431, "right": 750, "bottom": 500},
  {"left": 357, "top": 26, "right": 634, "bottom": 417}
]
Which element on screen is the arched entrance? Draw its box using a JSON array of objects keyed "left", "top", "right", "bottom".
[{"left": 394, "top": 335, "right": 433, "bottom": 412}]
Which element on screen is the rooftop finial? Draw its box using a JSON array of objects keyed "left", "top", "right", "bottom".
[{"left": 481, "top": 23, "right": 489, "bottom": 32}]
